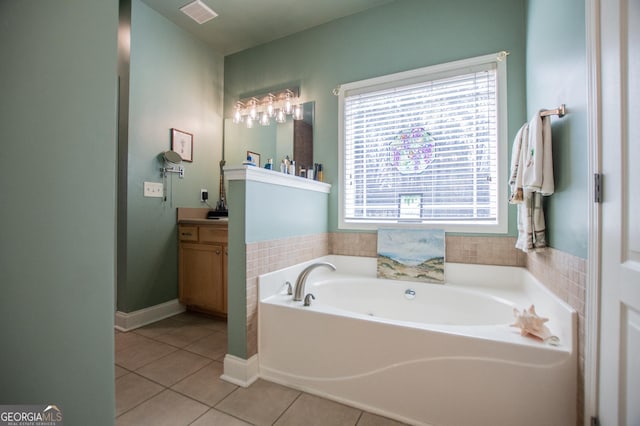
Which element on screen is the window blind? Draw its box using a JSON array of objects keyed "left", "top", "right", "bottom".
[{"left": 342, "top": 62, "right": 499, "bottom": 225}]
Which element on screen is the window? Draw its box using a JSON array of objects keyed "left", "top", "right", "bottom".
[{"left": 338, "top": 52, "right": 508, "bottom": 232}]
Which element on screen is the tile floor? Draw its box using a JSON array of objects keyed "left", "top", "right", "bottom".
[{"left": 115, "top": 311, "right": 407, "bottom": 425}]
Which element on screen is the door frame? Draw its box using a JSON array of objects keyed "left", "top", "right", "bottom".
[{"left": 585, "top": 0, "right": 602, "bottom": 423}]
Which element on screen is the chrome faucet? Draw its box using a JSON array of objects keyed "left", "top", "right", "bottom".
[{"left": 293, "top": 262, "right": 336, "bottom": 301}]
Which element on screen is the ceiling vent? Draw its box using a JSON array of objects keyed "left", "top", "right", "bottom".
[{"left": 180, "top": 0, "right": 218, "bottom": 25}]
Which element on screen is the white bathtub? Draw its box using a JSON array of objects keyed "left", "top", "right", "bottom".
[{"left": 258, "top": 255, "right": 577, "bottom": 426}]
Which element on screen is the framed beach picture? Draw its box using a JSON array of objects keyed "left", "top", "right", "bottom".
[
  {"left": 377, "top": 228, "right": 445, "bottom": 283},
  {"left": 171, "top": 128, "right": 193, "bottom": 162}
]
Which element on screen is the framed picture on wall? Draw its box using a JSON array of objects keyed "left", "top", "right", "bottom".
[
  {"left": 247, "top": 150, "right": 260, "bottom": 167},
  {"left": 171, "top": 128, "right": 193, "bottom": 162}
]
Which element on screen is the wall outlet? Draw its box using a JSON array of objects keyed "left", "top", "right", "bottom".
[
  {"left": 144, "top": 181, "right": 163, "bottom": 198},
  {"left": 200, "top": 189, "right": 208, "bottom": 202}
]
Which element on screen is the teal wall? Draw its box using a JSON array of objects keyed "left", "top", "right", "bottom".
[
  {"left": 0, "top": 0, "right": 118, "bottom": 424},
  {"left": 227, "top": 181, "right": 247, "bottom": 358},
  {"left": 119, "top": 0, "right": 224, "bottom": 312},
  {"left": 525, "top": 0, "right": 588, "bottom": 259},
  {"left": 224, "top": 0, "right": 527, "bottom": 236},
  {"left": 246, "top": 182, "right": 328, "bottom": 242}
]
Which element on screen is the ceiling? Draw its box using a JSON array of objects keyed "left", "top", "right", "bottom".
[{"left": 141, "top": 0, "right": 396, "bottom": 56}]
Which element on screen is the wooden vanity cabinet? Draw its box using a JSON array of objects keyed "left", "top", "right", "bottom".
[{"left": 178, "top": 223, "right": 228, "bottom": 316}]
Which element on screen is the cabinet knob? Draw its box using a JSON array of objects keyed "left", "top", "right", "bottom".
[
  {"left": 215, "top": 249, "right": 221, "bottom": 254},
  {"left": 181, "top": 232, "right": 192, "bottom": 236}
]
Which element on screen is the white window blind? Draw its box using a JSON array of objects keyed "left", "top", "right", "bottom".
[{"left": 339, "top": 53, "right": 507, "bottom": 231}]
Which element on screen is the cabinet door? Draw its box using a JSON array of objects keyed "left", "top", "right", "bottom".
[{"left": 179, "top": 242, "right": 225, "bottom": 314}]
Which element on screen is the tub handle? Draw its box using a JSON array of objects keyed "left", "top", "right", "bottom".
[
  {"left": 405, "top": 289, "right": 416, "bottom": 299},
  {"left": 284, "top": 281, "right": 293, "bottom": 296},
  {"left": 303, "top": 293, "right": 315, "bottom": 306}
]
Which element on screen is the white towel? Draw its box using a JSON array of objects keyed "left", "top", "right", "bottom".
[
  {"left": 509, "top": 123, "right": 528, "bottom": 204},
  {"left": 523, "top": 113, "right": 554, "bottom": 195},
  {"left": 513, "top": 112, "right": 554, "bottom": 252}
]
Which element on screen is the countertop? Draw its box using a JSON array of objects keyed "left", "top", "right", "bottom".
[{"left": 178, "top": 217, "right": 228, "bottom": 225}]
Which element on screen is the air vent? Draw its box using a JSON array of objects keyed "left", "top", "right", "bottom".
[{"left": 180, "top": 0, "right": 218, "bottom": 24}]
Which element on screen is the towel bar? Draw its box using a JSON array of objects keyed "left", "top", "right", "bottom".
[{"left": 540, "top": 104, "right": 566, "bottom": 118}]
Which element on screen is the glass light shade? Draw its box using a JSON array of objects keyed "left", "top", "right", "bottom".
[
  {"left": 233, "top": 107, "right": 243, "bottom": 124},
  {"left": 284, "top": 92, "right": 293, "bottom": 114},
  {"left": 293, "top": 104, "right": 303, "bottom": 120},
  {"left": 267, "top": 97, "right": 275, "bottom": 117},
  {"left": 248, "top": 99, "right": 258, "bottom": 120},
  {"left": 245, "top": 116, "right": 254, "bottom": 128},
  {"left": 260, "top": 111, "right": 270, "bottom": 126},
  {"left": 275, "top": 108, "right": 286, "bottom": 123}
]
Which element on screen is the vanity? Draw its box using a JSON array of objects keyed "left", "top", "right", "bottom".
[{"left": 177, "top": 208, "right": 228, "bottom": 317}]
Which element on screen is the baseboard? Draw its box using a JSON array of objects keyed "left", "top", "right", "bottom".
[
  {"left": 115, "top": 299, "right": 185, "bottom": 332},
  {"left": 221, "top": 354, "right": 259, "bottom": 388}
]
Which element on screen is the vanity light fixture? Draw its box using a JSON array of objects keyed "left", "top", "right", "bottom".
[{"left": 233, "top": 87, "right": 303, "bottom": 128}]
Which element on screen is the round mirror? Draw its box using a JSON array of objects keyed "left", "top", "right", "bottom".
[{"left": 163, "top": 150, "right": 182, "bottom": 164}]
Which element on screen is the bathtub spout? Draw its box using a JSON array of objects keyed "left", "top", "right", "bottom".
[{"left": 293, "top": 262, "right": 336, "bottom": 301}]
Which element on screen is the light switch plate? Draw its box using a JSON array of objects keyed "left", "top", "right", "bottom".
[{"left": 144, "top": 181, "right": 163, "bottom": 198}]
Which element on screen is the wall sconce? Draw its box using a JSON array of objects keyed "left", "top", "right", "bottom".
[{"left": 233, "top": 87, "right": 303, "bottom": 128}]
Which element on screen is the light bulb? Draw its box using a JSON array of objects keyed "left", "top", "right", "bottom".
[
  {"left": 233, "top": 105, "right": 243, "bottom": 124},
  {"left": 260, "top": 111, "right": 270, "bottom": 126},
  {"left": 267, "top": 96, "right": 275, "bottom": 117},
  {"left": 248, "top": 98, "right": 258, "bottom": 120},
  {"left": 284, "top": 92, "right": 293, "bottom": 115}
]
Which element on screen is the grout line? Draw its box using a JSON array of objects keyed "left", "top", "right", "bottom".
[
  {"left": 354, "top": 410, "right": 364, "bottom": 425},
  {"left": 270, "top": 391, "right": 303, "bottom": 425}
]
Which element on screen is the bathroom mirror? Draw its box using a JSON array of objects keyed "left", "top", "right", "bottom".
[
  {"left": 163, "top": 150, "right": 182, "bottom": 164},
  {"left": 224, "top": 101, "right": 314, "bottom": 173}
]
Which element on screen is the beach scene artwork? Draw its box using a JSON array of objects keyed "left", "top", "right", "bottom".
[{"left": 377, "top": 228, "right": 445, "bottom": 283}]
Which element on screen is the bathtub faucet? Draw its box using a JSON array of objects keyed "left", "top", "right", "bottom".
[{"left": 293, "top": 262, "right": 336, "bottom": 301}]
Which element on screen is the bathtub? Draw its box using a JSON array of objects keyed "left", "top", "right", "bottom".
[{"left": 258, "top": 255, "right": 576, "bottom": 426}]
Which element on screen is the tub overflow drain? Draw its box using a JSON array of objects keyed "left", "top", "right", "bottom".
[{"left": 405, "top": 289, "right": 416, "bottom": 299}]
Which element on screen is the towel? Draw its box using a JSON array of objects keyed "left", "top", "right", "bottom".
[
  {"left": 512, "top": 112, "right": 554, "bottom": 252},
  {"left": 523, "top": 114, "right": 554, "bottom": 196},
  {"left": 509, "top": 123, "right": 528, "bottom": 204}
]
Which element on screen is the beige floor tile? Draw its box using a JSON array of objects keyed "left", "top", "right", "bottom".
[
  {"left": 172, "top": 311, "right": 218, "bottom": 325},
  {"left": 190, "top": 408, "right": 252, "bottom": 426},
  {"left": 184, "top": 331, "right": 227, "bottom": 360},
  {"left": 115, "top": 331, "right": 153, "bottom": 352},
  {"left": 115, "top": 338, "right": 177, "bottom": 371},
  {"left": 171, "top": 361, "right": 236, "bottom": 406},
  {"left": 274, "top": 393, "right": 361, "bottom": 426},
  {"left": 115, "top": 365, "right": 129, "bottom": 379},
  {"left": 198, "top": 318, "right": 227, "bottom": 334},
  {"left": 154, "top": 323, "right": 215, "bottom": 348},
  {"left": 357, "top": 412, "right": 409, "bottom": 426},
  {"left": 136, "top": 350, "right": 212, "bottom": 387},
  {"left": 134, "top": 317, "right": 184, "bottom": 338},
  {"left": 215, "top": 379, "right": 300, "bottom": 426},
  {"left": 116, "top": 389, "right": 208, "bottom": 426},
  {"left": 115, "top": 373, "right": 163, "bottom": 416}
]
